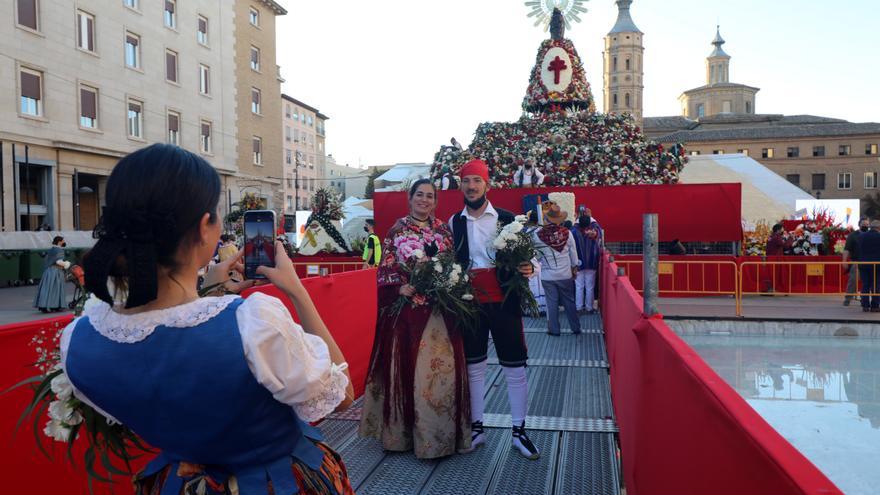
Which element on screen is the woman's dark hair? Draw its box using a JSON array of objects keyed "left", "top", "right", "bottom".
[
  {"left": 52, "top": 236, "right": 65, "bottom": 245},
  {"left": 772, "top": 223, "right": 784, "bottom": 233},
  {"left": 408, "top": 178, "right": 436, "bottom": 199},
  {"left": 84, "top": 144, "right": 221, "bottom": 308}
]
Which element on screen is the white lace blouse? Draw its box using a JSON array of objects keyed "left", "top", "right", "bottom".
[{"left": 59, "top": 292, "right": 349, "bottom": 423}]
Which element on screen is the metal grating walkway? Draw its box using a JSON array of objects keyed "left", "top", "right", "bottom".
[{"left": 319, "top": 312, "right": 621, "bottom": 494}]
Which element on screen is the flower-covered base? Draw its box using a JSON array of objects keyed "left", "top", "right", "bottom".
[{"left": 430, "top": 111, "right": 687, "bottom": 188}]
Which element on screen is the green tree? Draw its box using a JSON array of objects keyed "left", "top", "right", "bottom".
[
  {"left": 364, "top": 167, "right": 382, "bottom": 199},
  {"left": 864, "top": 192, "right": 880, "bottom": 218}
]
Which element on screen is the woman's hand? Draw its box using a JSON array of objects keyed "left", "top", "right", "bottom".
[
  {"left": 256, "top": 241, "right": 303, "bottom": 297},
  {"left": 517, "top": 261, "right": 534, "bottom": 277},
  {"left": 202, "top": 250, "right": 256, "bottom": 295},
  {"left": 399, "top": 284, "right": 416, "bottom": 297}
]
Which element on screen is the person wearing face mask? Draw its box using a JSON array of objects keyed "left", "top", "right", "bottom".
[
  {"left": 571, "top": 207, "right": 604, "bottom": 313},
  {"left": 843, "top": 217, "right": 870, "bottom": 306},
  {"left": 448, "top": 159, "right": 541, "bottom": 460},
  {"left": 34, "top": 236, "right": 70, "bottom": 313},
  {"left": 512, "top": 161, "right": 545, "bottom": 188},
  {"left": 361, "top": 219, "right": 382, "bottom": 269}
]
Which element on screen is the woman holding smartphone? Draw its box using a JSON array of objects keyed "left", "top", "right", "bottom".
[
  {"left": 62, "top": 144, "right": 355, "bottom": 494},
  {"left": 358, "top": 179, "right": 472, "bottom": 459}
]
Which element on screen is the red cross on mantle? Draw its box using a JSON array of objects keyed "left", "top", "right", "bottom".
[{"left": 547, "top": 56, "right": 568, "bottom": 85}]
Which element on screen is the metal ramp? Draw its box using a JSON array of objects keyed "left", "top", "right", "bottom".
[{"left": 319, "top": 313, "right": 621, "bottom": 494}]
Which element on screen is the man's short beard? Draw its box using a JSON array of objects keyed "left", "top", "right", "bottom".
[{"left": 464, "top": 193, "right": 487, "bottom": 210}]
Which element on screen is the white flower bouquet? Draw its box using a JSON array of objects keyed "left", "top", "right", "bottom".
[
  {"left": 491, "top": 215, "right": 540, "bottom": 316},
  {"left": 388, "top": 245, "right": 480, "bottom": 333}
]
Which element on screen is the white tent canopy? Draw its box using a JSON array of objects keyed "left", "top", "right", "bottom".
[{"left": 679, "top": 154, "right": 815, "bottom": 228}]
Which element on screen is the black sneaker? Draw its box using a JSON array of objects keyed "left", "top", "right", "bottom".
[{"left": 511, "top": 421, "right": 540, "bottom": 460}]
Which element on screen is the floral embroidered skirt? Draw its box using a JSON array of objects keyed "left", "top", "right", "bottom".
[
  {"left": 134, "top": 441, "right": 354, "bottom": 495},
  {"left": 359, "top": 307, "right": 471, "bottom": 459}
]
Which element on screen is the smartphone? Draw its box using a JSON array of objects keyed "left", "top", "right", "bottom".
[{"left": 243, "top": 210, "right": 277, "bottom": 279}]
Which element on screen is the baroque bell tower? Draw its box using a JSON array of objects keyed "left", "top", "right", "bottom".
[{"left": 603, "top": 0, "right": 644, "bottom": 124}]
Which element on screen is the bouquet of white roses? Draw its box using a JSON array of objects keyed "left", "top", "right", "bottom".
[
  {"left": 388, "top": 241, "right": 480, "bottom": 333},
  {"left": 491, "top": 215, "right": 540, "bottom": 316},
  {"left": 4, "top": 314, "right": 152, "bottom": 489}
]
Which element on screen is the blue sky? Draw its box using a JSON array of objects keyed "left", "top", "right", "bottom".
[{"left": 276, "top": 0, "right": 880, "bottom": 168}]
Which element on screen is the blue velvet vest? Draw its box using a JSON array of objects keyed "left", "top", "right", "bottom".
[{"left": 64, "top": 298, "right": 324, "bottom": 494}]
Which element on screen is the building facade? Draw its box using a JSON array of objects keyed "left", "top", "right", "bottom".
[
  {"left": 325, "top": 155, "right": 366, "bottom": 199},
  {"left": 653, "top": 115, "right": 880, "bottom": 204},
  {"left": 1, "top": 0, "right": 238, "bottom": 231},
  {"left": 232, "top": 0, "right": 286, "bottom": 214},
  {"left": 678, "top": 27, "right": 758, "bottom": 119},
  {"left": 280, "top": 95, "right": 328, "bottom": 213},
  {"left": 602, "top": 0, "right": 644, "bottom": 124}
]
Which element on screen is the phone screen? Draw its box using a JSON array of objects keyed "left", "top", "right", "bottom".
[{"left": 243, "top": 210, "right": 276, "bottom": 279}]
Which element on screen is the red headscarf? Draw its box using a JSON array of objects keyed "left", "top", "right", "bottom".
[{"left": 460, "top": 159, "right": 489, "bottom": 182}]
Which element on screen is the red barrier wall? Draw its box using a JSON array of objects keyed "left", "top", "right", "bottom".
[
  {"left": 374, "top": 183, "right": 743, "bottom": 243},
  {"left": 601, "top": 252, "right": 841, "bottom": 494},
  {"left": 0, "top": 269, "right": 377, "bottom": 494}
]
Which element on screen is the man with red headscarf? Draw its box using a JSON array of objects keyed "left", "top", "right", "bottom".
[{"left": 448, "top": 159, "right": 540, "bottom": 460}]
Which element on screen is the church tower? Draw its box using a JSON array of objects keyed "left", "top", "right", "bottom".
[
  {"left": 603, "top": 0, "right": 644, "bottom": 124},
  {"left": 706, "top": 26, "right": 730, "bottom": 85}
]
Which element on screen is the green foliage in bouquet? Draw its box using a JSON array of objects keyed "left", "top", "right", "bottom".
[{"left": 387, "top": 250, "right": 481, "bottom": 334}]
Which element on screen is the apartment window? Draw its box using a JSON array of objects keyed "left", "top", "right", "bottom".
[
  {"left": 811, "top": 173, "right": 825, "bottom": 191},
  {"left": 250, "top": 46, "right": 260, "bottom": 71},
  {"left": 200, "top": 121, "right": 212, "bottom": 153},
  {"left": 249, "top": 7, "right": 260, "bottom": 26},
  {"left": 253, "top": 137, "right": 262, "bottom": 164},
  {"left": 696, "top": 104, "right": 705, "bottom": 118},
  {"left": 736, "top": 149, "right": 749, "bottom": 156},
  {"left": 197, "top": 16, "right": 209, "bottom": 45},
  {"left": 127, "top": 99, "right": 143, "bottom": 139},
  {"left": 838, "top": 172, "right": 852, "bottom": 190},
  {"left": 867, "top": 144, "right": 878, "bottom": 155},
  {"left": 865, "top": 172, "right": 878, "bottom": 189},
  {"left": 285, "top": 104, "right": 291, "bottom": 118},
  {"left": 712, "top": 150, "right": 724, "bottom": 155},
  {"left": 165, "top": 50, "right": 178, "bottom": 83},
  {"left": 76, "top": 10, "right": 95, "bottom": 52},
  {"left": 300, "top": 113, "right": 305, "bottom": 123},
  {"left": 839, "top": 145, "right": 851, "bottom": 156},
  {"left": 286, "top": 150, "right": 292, "bottom": 164},
  {"left": 292, "top": 108, "right": 298, "bottom": 120},
  {"left": 199, "top": 64, "right": 210, "bottom": 95},
  {"left": 612, "top": 93, "right": 618, "bottom": 108},
  {"left": 164, "top": 0, "right": 176, "bottom": 29},
  {"left": 307, "top": 116, "right": 313, "bottom": 127},
  {"left": 286, "top": 196, "right": 293, "bottom": 211},
  {"left": 79, "top": 85, "right": 98, "bottom": 128},
  {"left": 19, "top": 68, "right": 42, "bottom": 117},
  {"left": 123, "top": 0, "right": 138, "bottom": 9},
  {"left": 761, "top": 148, "right": 774, "bottom": 159},
  {"left": 167, "top": 111, "right": 180, "bottom": 145},
  {"left": 813, "top": 145, "right": 825, "bottom": 157},
  {"left": 285, "top": 126, "right": 291, "bottom": 142},
  {"left": 125, "top": 33, "right": 140, "bottom": 69},
  {"left": 16, "top": 0, "right": 39, "bottom": 31},
  {"left": 786, "top": 147, "right": 799, "bottom": 158},
  {"left": 785, "top": 174, "right": 800, "bottom": 187},
  {"left": 251, "top": 88, "right": 261, "bottom": 114}
]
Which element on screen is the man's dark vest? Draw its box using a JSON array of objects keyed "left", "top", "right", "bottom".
[{"left": 450, "top": 205, "right": 520, "bottom": 313}]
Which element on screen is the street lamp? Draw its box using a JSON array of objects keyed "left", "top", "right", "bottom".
[{"left": 295, "top": 151, "right": 304, "bottom": 210}]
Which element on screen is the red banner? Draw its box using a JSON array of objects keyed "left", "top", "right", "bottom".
[
  {"left": 601, "top": 252, "right": 841, "bottom": 494},
  {"left": 374, "top": 183, "right": 743, "bottom": 243}
]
